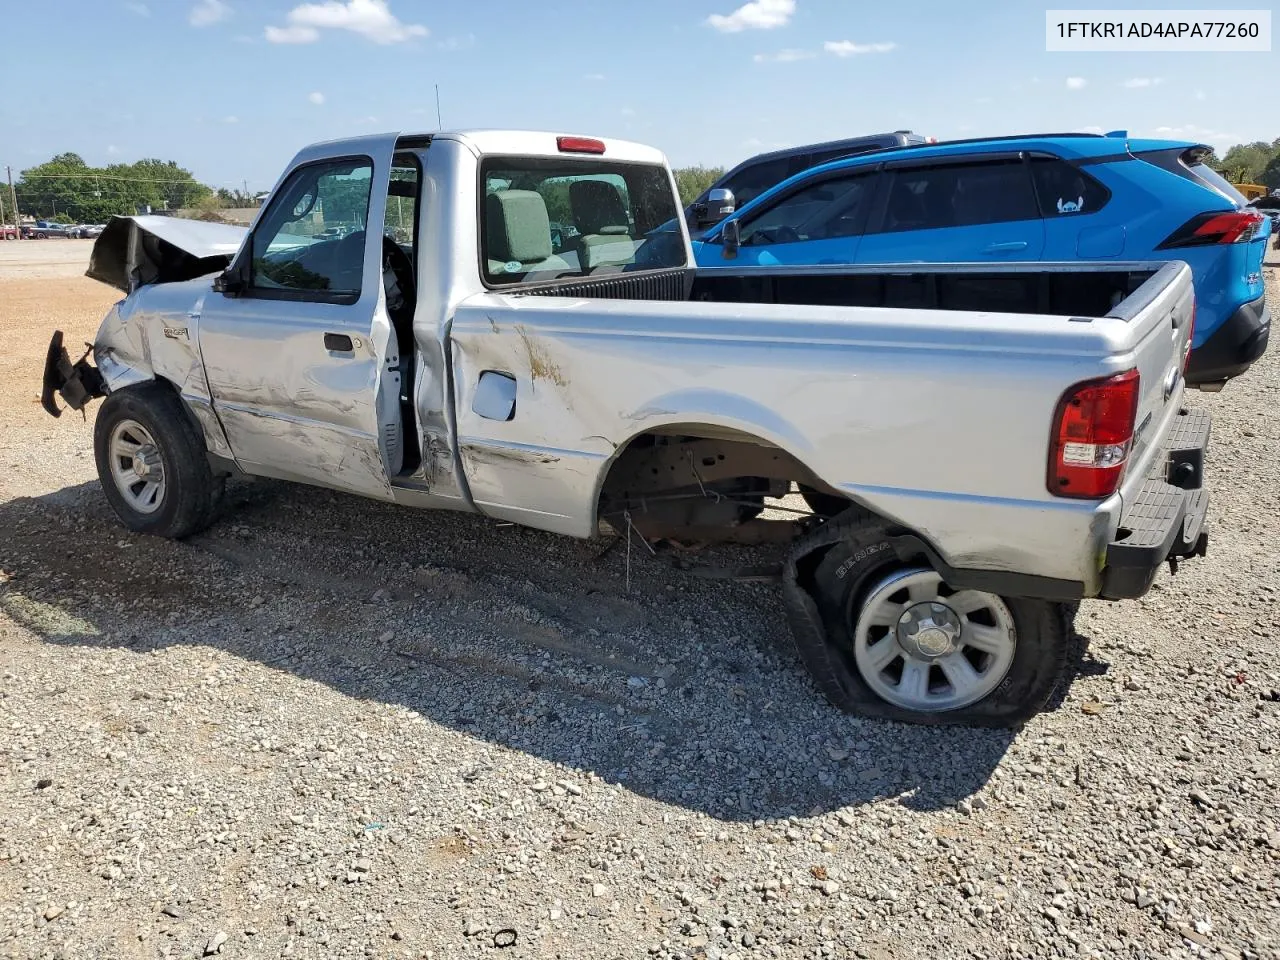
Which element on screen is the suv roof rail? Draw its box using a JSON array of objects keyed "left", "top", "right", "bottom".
[{"left": 815, "top": 131, "right": 1111, "bottom": 165}]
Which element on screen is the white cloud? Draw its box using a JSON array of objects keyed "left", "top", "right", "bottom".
[
  {"left": 1075, "top": 125, "right": 1105, "bottom": 135},
  {"left": 189, "top": 0, "right": 230, "bottom": 27},
  {"left": 308, "top": 91, "right": 326, "bottom": 105},
  {"left": 754, "top": 48, "right": 815, "bottom": 62},
  {"left": 221, "top": 115, "right": 239, "bottom": 123},
  {"left": 824, "top": 39, "right": 896, "bottom": 56},
  {"left": 620, "top": 107, "right": 636, "bottom": 117},
  {"left": 707, "top": 0, "right": 795, "bottom": 33},
  {"left": 266, "top": 0, "right": 427, "bottom": 45},
  {"left": 1194, "top": 89, "right": 1207, "bottom": 102},
  {"left": 1122, "top": 77, "right": 1163, "bottom": 88},
  {"left": 1065, "top": 76, "right": 1087, "bottom": 90},
  {"left": 584, "top": 73, "right": 606, "bottom": 81},
  {"left": 125, "top": 2, "right": 150, "bottom": 16},
  {"left": 106, "top": 145, "right": 120, "bottom": 155}
]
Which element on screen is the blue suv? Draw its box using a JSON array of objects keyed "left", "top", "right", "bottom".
[{"left": 693, "top": 132, "right": 1272, "bottom": 388}]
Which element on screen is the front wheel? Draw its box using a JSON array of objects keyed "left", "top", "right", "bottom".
[
  {"left": 786, "top": 517, "right": 1067, "bottom": 727},
  {"left": 93, "top": 383, "right": 223, "bottom": 539}
]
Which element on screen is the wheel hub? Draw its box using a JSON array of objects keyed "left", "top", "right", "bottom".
[
  {"left": 131, "top": 446, "right": 161, "bottom": 480},
  {"left": 896, "top": 602, "right": 962, "bottom": 660}
]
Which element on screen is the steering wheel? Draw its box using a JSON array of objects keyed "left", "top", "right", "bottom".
[{"left": 764, "top": 225, "right": 802, "bottom": 244}]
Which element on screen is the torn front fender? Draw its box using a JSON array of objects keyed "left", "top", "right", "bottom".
[
  {"left": 86, "top": 215, "right": 247, "bottom": 293},
  {"left": 42, "top": 330, "right": 105, "bottom": 417}
]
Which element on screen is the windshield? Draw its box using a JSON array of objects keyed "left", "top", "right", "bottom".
[{"left": 480, "top": 157, "right": 686, "bottom": 286}]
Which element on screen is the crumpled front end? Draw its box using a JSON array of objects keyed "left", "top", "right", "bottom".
[{"left": 86, "top": 215, "right": 247, "bottom": 294}]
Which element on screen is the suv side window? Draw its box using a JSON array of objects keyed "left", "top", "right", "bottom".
[
  {"left": 1029, "top": 156, "right": 1110, "bottom": 217},
  {"left": 250, "top": 157, "right": 374, "bottom": 301},
  {"left": 722, "top": 158, "right": 796, "bottom": 208},
  {"left": 878, "top": 159, "right": 1037, "bottom": 233},
  {"left": 740, "top": 173, "right": 875, "bottom": 246}
]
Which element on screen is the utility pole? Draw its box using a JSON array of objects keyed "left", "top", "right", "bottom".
[{"left": 6, "top": 166, "right": 20, "bottom": 239}]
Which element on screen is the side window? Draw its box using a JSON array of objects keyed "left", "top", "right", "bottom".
[
  {"left": 740, "top": 174, "right": 874, "bottom": 246},
  {"left": 1030, "top": 156, "right": 1110, "bottom": 217},
  {"left": 250, "top": 158, "right": 374, "bottom": 299},
  {"left": 878, "top": 159, "right": 1037, "bottom": 233},
  {"left": 723, "top": 158, "right": 794, "bottom": 207}
]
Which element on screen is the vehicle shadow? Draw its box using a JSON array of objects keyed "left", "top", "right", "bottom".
[{"left": 0, "top": 478, "right": 1092, "bottom": 822}]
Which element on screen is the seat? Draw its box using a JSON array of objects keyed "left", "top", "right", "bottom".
[
  {"left": 484, "top": 190, "right": 572, "bottom": 278},
  {"left": 569, "top": 180, "right": 636, "bottom": 271}
]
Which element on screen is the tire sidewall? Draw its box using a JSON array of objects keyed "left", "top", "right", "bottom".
[
  {"left": 93, "top": 386, "right": 213, "bottom": 538},
  {"left": 808, "top": 531, "right": 1064, "bottom": 727}
]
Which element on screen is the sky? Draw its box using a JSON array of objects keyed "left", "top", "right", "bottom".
[{"left": 0, "top": 0, "right": 1275, "bottom": 193}]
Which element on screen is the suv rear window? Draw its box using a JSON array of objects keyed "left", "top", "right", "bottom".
[
  {"left": 1029, "top": 156, "right": 1111, "bottom": 217},
  {"left": 480, "top": 157, "right": 685, "bottom": 286},
  {"left": 1136, "top": 146, "right": 1249, "bottom": 207}
]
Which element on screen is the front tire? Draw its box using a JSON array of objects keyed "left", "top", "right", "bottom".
[
  {"left": 93, "top": 384, "right": 222, "bottom": 539},
  {"left": 786, "top": 516, "right": 1067, "bottom": 727}
]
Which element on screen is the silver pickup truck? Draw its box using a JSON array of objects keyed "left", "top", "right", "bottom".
[{"left": 42, "top": 129, "right": 1211, "bottom": 727}]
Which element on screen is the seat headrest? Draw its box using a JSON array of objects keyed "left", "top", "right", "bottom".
[
  {"left": 570, "top": 180, "right": 630, "bottom": 236},
  {"left": 485, "top": 190, "right": 552, "bottom": 263}
]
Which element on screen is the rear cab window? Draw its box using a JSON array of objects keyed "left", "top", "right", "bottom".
[{"left": 480, "top": 157, "right": 686, "bottom": 286}]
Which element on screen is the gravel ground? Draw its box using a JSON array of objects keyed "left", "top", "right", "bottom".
[{"left": 1, "top": 248, "right": 1278, "bottom": 960}]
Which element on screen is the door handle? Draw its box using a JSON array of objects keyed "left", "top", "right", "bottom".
[
  {"left": 983, "top": 241, "right": 1029, "bottom": 253},
  {"left": 323, "top": 332, "right": 353, "bottom": 352}
]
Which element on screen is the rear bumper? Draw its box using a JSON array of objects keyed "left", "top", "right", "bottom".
[
  {"left": 1099, "top": 406, "right": 1211, "bottom": 600},
  {"left": 1186, "top": 294, "right": 1270, "bottom": 387}
]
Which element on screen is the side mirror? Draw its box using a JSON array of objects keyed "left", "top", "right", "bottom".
[
  {"left": 720, "top": 218, "right": 740, "bottom": 260},
  {"left": 701, "top": 188, "right": 736, "bottom": 226},
  {"left": 213, "top": 265, "right": 244, "bottom": 296}
]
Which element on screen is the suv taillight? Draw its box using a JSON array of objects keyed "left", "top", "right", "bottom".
[
  {"left": 1048, "top": 369, "right": 1140, "bottom": 499},
  {"left": 1157, "top": 210, "right": 1265, "bottom": 248}
]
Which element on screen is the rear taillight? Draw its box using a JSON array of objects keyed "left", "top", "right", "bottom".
[
  {"left": 1048, "top": 369, "right": 1140, "bottom": 499},
  {"left": 1157, "top": 210, "right": 1265, "bottom": 248}
]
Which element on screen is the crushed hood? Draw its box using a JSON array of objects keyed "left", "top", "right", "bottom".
[{"left": 87, "top": 215, "right": 249, "bottom": 293}]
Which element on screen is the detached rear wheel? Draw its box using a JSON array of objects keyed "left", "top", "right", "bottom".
[
  {"left": 94, "top": 383, "right": 222, "bottom": 539},
  {"left": 787, "top": 517, "right": 1067, "bottom": 727}
]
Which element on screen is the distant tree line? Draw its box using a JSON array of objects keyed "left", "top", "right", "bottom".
[
  {"left": 9, "top": 153, "right": 259, "bottom": 224},
  {"left": 1209, "top": 138, "right": 1280, "bottom": 190}
]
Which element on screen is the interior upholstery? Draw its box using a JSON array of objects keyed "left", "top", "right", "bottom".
[
  {"left": 486, "top": 190, "right": 554, "bottom": 262},
  {"left": 570, "top": 180, "right": 631, "bottom": 237}
]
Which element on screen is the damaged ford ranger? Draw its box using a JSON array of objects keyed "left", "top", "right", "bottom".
[{"left": 42, "top": 129, "right": 1212, "bottom": 727}]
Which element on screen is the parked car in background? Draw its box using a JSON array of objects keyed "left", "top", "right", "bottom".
[
  {"left": 695, "top": 131, "right": 1271, "bottom": 390},
  {"left": 23, "top": 220, "right": 76, "bottom": 239},
  {"left": 1, "top": 222, "right": 16, "bottom": 240},
  {"left": 1250, "top": 195, "right": 1280, "bottom": 243},
  {"left": 74, "top": 224, "right": 106, "bottom": 239},
  {"left": 684, "top": 130, "right": 934, "bottom": 239}
]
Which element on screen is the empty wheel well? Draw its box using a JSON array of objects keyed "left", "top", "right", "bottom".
[{"left": 594, "top": 427, "right": 852, "bottom": 533}]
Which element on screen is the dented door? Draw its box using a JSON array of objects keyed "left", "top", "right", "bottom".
[{"left": 198, "top": 135, "right": 401, "bottom": 499}]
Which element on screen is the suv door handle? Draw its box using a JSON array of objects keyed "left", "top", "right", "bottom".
[
  {"left": 983, "top": 241, "right": 1028, "bottom": 253},
  {"left": 324, "top": 333, "right": 354, "bottom": 352}
]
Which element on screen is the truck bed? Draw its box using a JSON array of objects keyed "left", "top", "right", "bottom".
[{"left": 511, "top": 262, "right": 1160, "bottom": 320}]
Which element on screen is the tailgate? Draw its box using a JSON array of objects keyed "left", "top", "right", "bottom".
[{"left": 1108, "top": 260, "right": 1195, "bottom": 492}]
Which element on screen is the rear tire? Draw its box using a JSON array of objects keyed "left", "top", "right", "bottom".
[
  {"left": 785, "top": 515, "right": 1067, "bottom": 728},
  {"left": 93, "top": 383, "right": 222, "bottom": 539}
]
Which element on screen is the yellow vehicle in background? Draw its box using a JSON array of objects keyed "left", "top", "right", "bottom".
[{"left": 1235, "top": 183, "right": 1268, "bottom": 201}]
